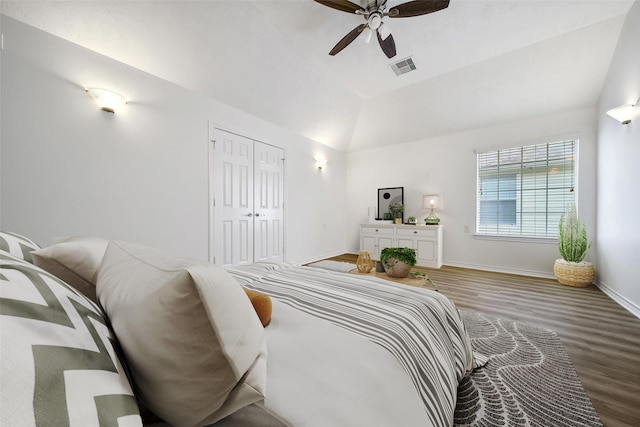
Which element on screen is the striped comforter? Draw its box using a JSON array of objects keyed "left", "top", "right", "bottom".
[{"left": 226, "top": 262, "right": 476, "bottom": 427}]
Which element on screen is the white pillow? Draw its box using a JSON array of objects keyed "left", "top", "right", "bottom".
[
  {"left": 31, "top": 236, "right": 109, "bottom": 303},
  {"left": 96, "top": 241, "right": 267, "bottom": 427}
]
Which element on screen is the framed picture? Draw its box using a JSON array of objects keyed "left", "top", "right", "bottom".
[{"left": 377, "top": 187, "right": 404, "bottom": 222}]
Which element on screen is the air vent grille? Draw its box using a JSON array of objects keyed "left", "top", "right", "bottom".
[{"left": 389, "top": 57, "right": 416, "bottom": 76}]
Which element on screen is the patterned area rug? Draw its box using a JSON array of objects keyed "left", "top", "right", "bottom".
[{"left": 455, "top": 311, "right": 603, "bottom": 427}]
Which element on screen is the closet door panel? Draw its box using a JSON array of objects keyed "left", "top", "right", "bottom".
[
  {"left": 213, "top": 130, "right": 254, "bottom": 266},
  {"left": 254, "top": 142, "right": 284, "bottom": 262}
]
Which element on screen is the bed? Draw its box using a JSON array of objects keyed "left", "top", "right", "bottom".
[{"left": 0, "top": 231, "right": 479, "bottom": 427}]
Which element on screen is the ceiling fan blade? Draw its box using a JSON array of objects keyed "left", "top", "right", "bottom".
[
  {"left": 377, "top": 31, "right": 396, "bottom": 59},
  {"left": 389, "top": 0, "right": 450, "bottom": 18},
  {"left": 314, "top": 0, "right": 364, "bottom": 14},
  {"left": 329, "top": 24, "right": 367, "bottom": 56}
]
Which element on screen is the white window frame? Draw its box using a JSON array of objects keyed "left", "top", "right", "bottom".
[{"left": 476, "top": 139, "right": 578, "bottom": 240}]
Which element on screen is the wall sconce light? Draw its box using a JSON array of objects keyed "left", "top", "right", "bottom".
[
  {"left": 422, "top": 194, "right": 442, "bottom": 225},
  {"left": 606, "top": 104, "right": 635, "bottom": 125},
  {"left": 86, "top": 88, "right": 127, "bottom": 113},
  {"left": 316, "top": 159, "right": 328, "bottom": 170}
]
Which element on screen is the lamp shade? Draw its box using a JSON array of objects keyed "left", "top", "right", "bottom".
[
  {"left": 422, "top": 194, "right": 442, "bottom": 210},
  {"left": 606, "top": 104, "right": 635, "bottom": 125}
]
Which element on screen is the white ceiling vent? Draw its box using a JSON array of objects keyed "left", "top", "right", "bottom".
[{"left": 389, "top": 57, "right": 416, "bottom": 76}]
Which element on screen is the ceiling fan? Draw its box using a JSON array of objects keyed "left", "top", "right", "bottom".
[{"left": 314, "top": 0, "right": 450, "bottom": 59}]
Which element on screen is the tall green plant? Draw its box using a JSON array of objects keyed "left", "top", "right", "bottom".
[{"left": 558, "top": 203, "right": 591, "bottom": 263}]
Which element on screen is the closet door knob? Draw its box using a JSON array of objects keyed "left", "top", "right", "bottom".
[
  {"left": 245, "top": 213, "right": 253, "bottom": 217},
  {"left": 255, "top": 213, "right": 261, "bottom": 217}
]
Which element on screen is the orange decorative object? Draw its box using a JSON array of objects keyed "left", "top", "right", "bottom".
[{"left": 356, "top": 250, "right": 373, "bottom": 273}]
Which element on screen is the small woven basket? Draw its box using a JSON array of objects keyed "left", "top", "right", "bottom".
[
  {"left": 553, "top": 259, "right": 594, "bottom": 287},
  {"left": 384, "top": 258, "right": 411, "bottom": 278}
]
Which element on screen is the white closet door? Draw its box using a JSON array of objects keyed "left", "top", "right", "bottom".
[
  {"left": 254, "top": 141, "right": 284, "bottom": 262},
  {"left": 212, "top": 129, "right": 254, "bottom": 266},
  {"left": 210, "top": 128, "right": 285, "bottom": 266}
]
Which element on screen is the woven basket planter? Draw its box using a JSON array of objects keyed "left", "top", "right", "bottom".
[
  {"left": 554, "top": 259, "right": 595, "bottom": 287},
  {"left": 383, "top": 258, "right": 412, "bottom": 278}
]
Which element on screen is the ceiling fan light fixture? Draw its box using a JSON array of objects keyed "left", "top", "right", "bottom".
[
  {"left": 368, "top": 13, "right": 382, "bottom": 30},
  {"left": 361, "top": 27, "right": 373, "bottom": 44},
  {"left": 315, "top": 0, "right": 450, "bottom": 58}
]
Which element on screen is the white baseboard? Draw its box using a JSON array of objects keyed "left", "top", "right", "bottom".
[
  {"left": 443, "top": 261, "right": 556, "bottom": 280},
  {"left": 289, "top": 250, "right": 356, "bottom": 266},
  {"left": 595, "top": 279, "right": 640, "bottom": 320}
]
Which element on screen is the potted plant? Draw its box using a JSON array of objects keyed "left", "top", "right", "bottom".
[
  {"left": 381, "top": 247, "right": 416, "bottom": 278},
  {"left": 408, "top": 216, "right": 417, "bottom": 224},
  {"left": 553, "top": 203, "right": 594, "bottom": 287},
  {"left": 389, "top": 203, "right": 404, "bottom": 224}
]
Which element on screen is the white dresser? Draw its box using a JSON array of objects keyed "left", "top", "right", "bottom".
[{"left": 360, "top": 224, "right": 443, "bottom": 269}]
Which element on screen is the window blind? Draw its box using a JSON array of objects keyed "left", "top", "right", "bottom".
[{"left": 476, "top": 139, "right": 576, "bottom": 238}]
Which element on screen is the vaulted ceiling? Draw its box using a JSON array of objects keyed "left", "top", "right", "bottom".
[{"left": 2, "top": 0, "right": 634, "bottom": 151}]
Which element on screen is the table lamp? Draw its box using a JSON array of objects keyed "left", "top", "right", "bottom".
[{"left": 422, "top": 194, "right": 442, "bottom": 225}]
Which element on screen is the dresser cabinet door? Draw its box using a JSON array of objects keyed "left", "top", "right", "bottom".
[
  {"left": 361, "top": 226, "right": 394, "bottom": 259},
  {"left": 396, "top": 228, "right": 439, "bottom": 266}
]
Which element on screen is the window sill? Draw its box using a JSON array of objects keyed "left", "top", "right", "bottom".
[{"left": 473, "top": 234, "right": 557, "bottom": 244}]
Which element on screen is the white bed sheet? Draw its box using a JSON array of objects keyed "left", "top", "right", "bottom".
[{"left": 258, "top": 300, "right": 429, "bottom": 426}]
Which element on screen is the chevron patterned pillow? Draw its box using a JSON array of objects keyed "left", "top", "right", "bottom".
[
  {"left": 0, "top": 251, "right": 142, "bottom": 426},
  {"left": 0, "top": 230, "right": 41, "bottom": 263}
]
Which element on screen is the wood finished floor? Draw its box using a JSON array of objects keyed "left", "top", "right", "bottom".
[{"left": 324, "top": 254, "right": 640, "bottom": 427}]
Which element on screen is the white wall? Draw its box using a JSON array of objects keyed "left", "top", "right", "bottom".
[
  {"left": 596, "top": 0, "right": 640, "bottom": 315},
  {"left": 0, "top": 9, "right": 4, "bottom": 224},
  {"left": 0, "top": 16, "right": 348, "bottom": 263},
  {"left": 347, "top": 108, "right": 597, "bottom": 277}
]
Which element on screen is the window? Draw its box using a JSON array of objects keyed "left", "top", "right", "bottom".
[{"left": 476, "top": 139, "right": 576, "bottom": 238}]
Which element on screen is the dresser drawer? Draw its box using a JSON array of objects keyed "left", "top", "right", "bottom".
[
  {"left": 361, "top": 226, "right": 394, "bottom": 236},
  {"left": 396, "top": 228, "right": 437, "bottom": 238}
]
